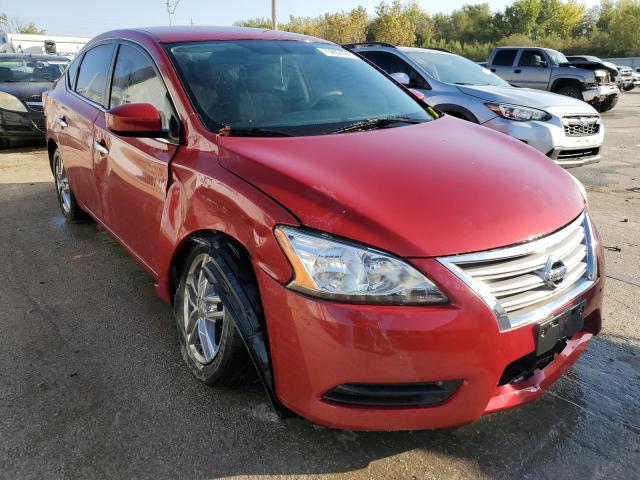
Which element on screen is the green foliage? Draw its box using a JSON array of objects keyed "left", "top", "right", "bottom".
[
  {"left": 0, "top": 13, "right": 46, "bottom": 34},
  {"left": 233, "top": 0, "right": 640, "bottom": 61}
]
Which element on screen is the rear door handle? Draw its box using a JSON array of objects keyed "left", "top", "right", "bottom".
[
  {"left": 514, "top": 69, "right": 522, "bottom": 74},
  {"left": 94, "top": 140, "right": 109, "bottom": 156},
  {"left": 57, "top": 116, "right": 68, "bottom": 128}
]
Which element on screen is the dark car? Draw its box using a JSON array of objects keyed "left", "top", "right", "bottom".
[{"left": 0, "top": 53, "right": 69, "bottom": 147}]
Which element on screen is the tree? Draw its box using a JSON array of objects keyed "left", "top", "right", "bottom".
[
  {"left": 369, "top": 1, "right": 416, "bottom": 46},
  {"left": 0, "top": 13, "right": 46, "bottom": 34},
  {"left": 318, "top": 7, "right": 368, "bottom": 44},
  {"left": 233, "top": 17, "right": 272, "bottom": 29}
]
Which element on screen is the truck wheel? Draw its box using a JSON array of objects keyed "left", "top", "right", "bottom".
[
  {"left": 555, "top": 85, "right": 582, "bottom": 99},
  {"left": 173, "top": 239, "right": 253, "bottom": 386},
  {"left": 597, "top": 94, "right": 618, "bottom": 113}
]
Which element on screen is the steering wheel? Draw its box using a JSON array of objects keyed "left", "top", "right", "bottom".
[{"left": 309, "top": 90, "right": 343, "bottom": 108}]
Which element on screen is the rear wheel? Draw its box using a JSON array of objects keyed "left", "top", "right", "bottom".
[{"left": 53, "top": 148, "right": 89, "bottom": 222}]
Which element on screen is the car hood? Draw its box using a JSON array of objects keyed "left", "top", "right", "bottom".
[
  {"left": 457, "top": 84, "right": 592, "bottom": 110},
  {"left": 568, "top": 60, "right": 618, "bottom": 77},
  {"left": 218, "top": 117, "right": 584, "bottom": 257},
  {"left": 0, "top": 82, "right": 52, "bottom": 100}
]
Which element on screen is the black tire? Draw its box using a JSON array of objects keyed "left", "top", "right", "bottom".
[
  {"left": 52, "top": 148, "right": 90, "bottom": 222},
  {"left": 555, "top": 85, "right": 582, "bottom": 99},
  {"left": 173, "top": 237, "right": 253, "bottom": 386},
  {"left": 597, "top": 94, "right": 618, "bottom": 113}
]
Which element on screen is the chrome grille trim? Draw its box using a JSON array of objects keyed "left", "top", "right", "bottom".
[
  {"left": 26, "top": 101, "right": 44, "bottom": 112},
  {"left": 562, "top": 115, "right": 600, "bottom": 137},
  {"left": 438, "top": 212, "right": 597, "bottom": 331}
]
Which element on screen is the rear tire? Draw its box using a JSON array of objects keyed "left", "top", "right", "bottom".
[
  {"left": 597, "top": 94, "right": 618, "bottom": 113},
  {"left": 173, "top": 238, "right": 253, "bottom": 386},
  {"left": 52, "top": 148, "right": 90, "bottom": 222}
]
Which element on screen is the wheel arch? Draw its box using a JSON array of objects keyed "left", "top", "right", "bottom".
[
  {"left": 435, "top": 104, "right": 479, "bottom": 123},
  {"left": 47, "top": 138, "right": 58, "bottom": 174},
  {"left": 550, "top": 77, "right": 584, "bottom": 93}
]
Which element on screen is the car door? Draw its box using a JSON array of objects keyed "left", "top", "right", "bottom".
[
  {"left": 514, "top": 49, "right": 552, "bottom": 90},
  {"left": 93, "top": 41, "right": 180, "bottom": 272},
  {"left": 489, "top": 49, "right": 518, "bottom": 83},
  {"left": 55, "top": 42, "right": 115, "bottom": 219}
]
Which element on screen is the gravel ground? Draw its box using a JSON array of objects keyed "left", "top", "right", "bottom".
[{"left": 0, "top": 92, "right": 638, "bottom": 480}]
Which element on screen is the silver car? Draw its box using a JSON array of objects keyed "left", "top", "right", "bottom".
[{"left": 349, "top": 43, "right": 603, "bottom": 168}]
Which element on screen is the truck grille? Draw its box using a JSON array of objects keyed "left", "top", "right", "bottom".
[
  {"left": 563, "top": 115, "right": 600, "bottom": 136},
  {"left": 438, "top": 212, "right": 597, "bottom": 331}
]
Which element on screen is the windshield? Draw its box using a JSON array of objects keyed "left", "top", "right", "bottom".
[
  {"left": 0, "top": 57, "right": 68, "bottom": 83},
  {"left": 404, "top": 49, "right": 510, "bottom": 87},
  {"left": 166, "top": 40, "right": 433, "bottom": 136},
  {"left": 546, "top": 49, "right": 569, "bottom": 65}
]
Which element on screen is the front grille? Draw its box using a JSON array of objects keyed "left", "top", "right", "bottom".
[
  {"left": 439, "top": 212, "right": 597, "bottom": 331},
  {"left": 563, "top": 115, "right": 600, "bottom": 136},
  {"left": 32, "top": 118, "right": 45, "bottom": 131},
  {"left": 26, "top": 101, "right": 44, "bottom": 112}
]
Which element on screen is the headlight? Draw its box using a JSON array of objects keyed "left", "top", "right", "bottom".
[
  {"left": 486, "top": 103, "right": 551, "bottom": 122},
  {"left": 274, "top": 226, "right": 448, "bottom": 305},
  {"left": 0, "top": 92, "right": 27, "bottom": 112}
]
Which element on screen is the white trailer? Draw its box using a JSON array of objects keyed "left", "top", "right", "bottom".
[{"left": 0, "top": 32, "right": 91, "bottom": 58}]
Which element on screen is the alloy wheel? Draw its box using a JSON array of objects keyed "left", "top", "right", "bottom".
[
  {"left": 54, "top": 152, "right": 71, "bottom": 214},
  {"left": 182, "top": 253, "right": 226, "bottom": 365}
]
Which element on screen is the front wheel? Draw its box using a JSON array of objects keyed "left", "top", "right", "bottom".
[
  {"left": 597, "top": 94, "right": 618, "bottom": 113},
  {"left": 554, "top": 85, "right": 582, "bottom": 99},
  {"left": 53, "top": 148, "right": 89, "bottom": 222},
  {"left": 173, "top": 242, "right": 250, "bottom": 385}
]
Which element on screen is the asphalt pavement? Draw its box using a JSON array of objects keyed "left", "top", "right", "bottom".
[{"left": 0, "top": 92, "right": 639, "bottom": 480}]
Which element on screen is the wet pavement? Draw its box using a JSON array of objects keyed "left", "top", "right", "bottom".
[{"left": 0, "top": 93, "right": 639, "bottom": 480}]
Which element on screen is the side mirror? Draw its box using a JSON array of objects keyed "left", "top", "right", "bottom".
[
  {"left": 409, "top": 88, "right": 425, "bottom": 101},
  {"left": 106, "top": 103, "right": 163, "bottom": 137},
  {"left": 390, "top": 72, "right": 410, "bottom": 86}
]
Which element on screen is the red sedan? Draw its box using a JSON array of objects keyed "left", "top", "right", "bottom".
[{"left": 44, "top": 27, "right": 604, "bottom": 431}]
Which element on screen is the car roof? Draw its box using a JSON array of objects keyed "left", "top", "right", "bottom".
[
  {"left": 93, "top": 26, "right": 330, "bottom": 45},
  {"left": 399, "top": 46, "right": 455, "bottom": 56},
  {"left": 0, "top": 53, "right": 69, "bottom": 61}
]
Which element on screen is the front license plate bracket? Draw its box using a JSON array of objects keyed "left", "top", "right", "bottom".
[{"left": 535, "top": 300, "right": 586, "bottom": 356}]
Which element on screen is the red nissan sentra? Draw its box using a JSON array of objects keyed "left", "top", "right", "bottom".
[{"left": 44, "top": 27, "right": 604, "bottom": 431}]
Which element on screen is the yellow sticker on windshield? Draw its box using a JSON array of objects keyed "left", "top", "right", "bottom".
[{"left": 317, "top": 48, "right": 357, "bottom": 59}]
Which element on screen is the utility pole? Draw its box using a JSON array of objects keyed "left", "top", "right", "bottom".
[
  {"left": 165, "top": 0, "right": 181, "bottom": 25},
  {"left": 271, "top": 0, "right": 277, "bottom": 30}
]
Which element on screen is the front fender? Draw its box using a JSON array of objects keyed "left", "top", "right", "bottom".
[{"left": 154, "top": 157, "right": 298, "bottom": 304}]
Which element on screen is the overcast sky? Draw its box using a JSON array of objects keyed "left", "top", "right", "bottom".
[{"left": 4, "top": 0, "right": 601, "bottom": 37}]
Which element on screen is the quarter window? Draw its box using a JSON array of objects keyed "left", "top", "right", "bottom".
[
  {"left": 75, "top": 43, "right": 115, "bottom": 105},
  {"left": 492, "top": 50, "right": 517, "bottom": 66},
  {"left": 110, "top": 43, "right": 179, "bottom": 137}
]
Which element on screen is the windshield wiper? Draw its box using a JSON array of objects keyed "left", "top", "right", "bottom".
[
  {"left": 328, "top": 115, "right": 423, "bottom": 134},
  {"left": 218, "top": 126, "right": 292, "bottom": 137}
]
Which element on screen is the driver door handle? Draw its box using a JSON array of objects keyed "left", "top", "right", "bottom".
[
  {"left": 57, "top": 116, "right": 68, "bottom": 128},
  {"left": 94, "top": 140, "right": 109, "bottom": 156},
  {"left": 514, "top": 69, "right": 522, "bottom": 74}
]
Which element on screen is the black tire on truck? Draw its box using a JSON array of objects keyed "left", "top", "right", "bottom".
[
  {"left": 555, "top": 84, "right": 582, "bottom": 99},
  {"left": 597, "top": 94, "right": 618, "bottom": 113}
]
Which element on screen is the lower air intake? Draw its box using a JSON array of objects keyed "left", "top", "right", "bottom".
[{"left": 323, "top": 380, "right": 462, "bottom": 407}]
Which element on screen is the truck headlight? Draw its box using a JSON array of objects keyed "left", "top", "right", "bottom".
[
  {"left": 486, "top": 103, "right": 551, "bottom": 122},
  {"left": 274, "top": 226, "right": 448, "bottom": 305},
  {"left": 0, "top": 92, "right": 27, "bottom": 112}
]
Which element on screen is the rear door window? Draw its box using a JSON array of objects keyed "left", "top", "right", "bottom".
[
  {"left": 109, "top": 43, "right": 179, "bottom": 137},
  {"left": 75, "top": 43, "right": 115, "bottom": 106},
  {"left": 492, "top": 50, "right": 517, "bottom": 66}
]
